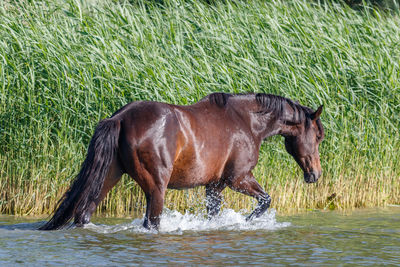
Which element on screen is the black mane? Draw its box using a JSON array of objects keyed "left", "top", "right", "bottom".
[
  {"left": 255, "top": 93, "right": 312, "bottom": 124},
  {"left": 207, "top": 92, "right": 318, "bottom": 125},
  {"left": 208, "top": 92, "right": 232, "bottom": 108}
]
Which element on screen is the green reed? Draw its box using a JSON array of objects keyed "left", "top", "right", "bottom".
[{"left": 0, "top": 0, "right": 399, "bottom": 216}]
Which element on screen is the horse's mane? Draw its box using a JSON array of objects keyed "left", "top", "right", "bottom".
[
  {"left": 208, "top": 92, "right": 231, "bottom": 108},
  {"left": 255, "top": 93, "right": 309, "bottom": 124},
  {"left": 208, "top": 92, "right": 311, "bottom": 124},
  {"left": 255, "top": 94, "right": 324, "bottom": 135}
]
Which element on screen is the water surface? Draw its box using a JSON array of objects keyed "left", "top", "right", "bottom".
[{"left": 0, "top": 208, "right": 399, "bottom": 266}]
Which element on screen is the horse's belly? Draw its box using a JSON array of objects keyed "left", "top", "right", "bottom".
[
  {"left": 168, "top": 151, "right": 224, "bottom": 189},
  {"left": 167, "top": 127, "right": 229, "bottom": 189},
  {"left": 168, "top": 166, "right": 216, "bottom": 189}
]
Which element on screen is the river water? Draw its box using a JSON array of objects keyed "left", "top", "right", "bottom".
[{"left": 0, "top": 207, "right": 399, "bottom": 266}]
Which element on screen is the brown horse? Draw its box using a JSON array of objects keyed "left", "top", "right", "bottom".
[{"left": 39, "top": 93, "right": 324, "bottom": 230}]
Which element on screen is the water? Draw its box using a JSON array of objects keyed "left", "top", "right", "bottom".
[{"left": 0, "top": 207, "right": 399, "bottom": 266}]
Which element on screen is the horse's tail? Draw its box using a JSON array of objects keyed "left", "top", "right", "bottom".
[{"left": 38, "top": 118, "right": 121, "bottom": 230}]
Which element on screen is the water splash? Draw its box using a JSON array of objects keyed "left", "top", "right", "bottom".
[{"left": 84, "top": 209, "right": 290, "bottom": 234}]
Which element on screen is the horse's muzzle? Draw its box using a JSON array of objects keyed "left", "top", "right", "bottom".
[{"left": 304, "top": 171, "right": 320, "bottom": 183}]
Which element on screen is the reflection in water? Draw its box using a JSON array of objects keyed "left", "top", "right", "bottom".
[{"left": 0, "top": 208, "right": 399, "bottom": 265}]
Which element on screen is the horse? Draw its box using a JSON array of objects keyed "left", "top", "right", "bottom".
[{"left": 38, "top": 92, "right": 324, "bottom": 230}]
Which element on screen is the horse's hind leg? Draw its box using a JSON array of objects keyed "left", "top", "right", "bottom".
[
  {"left": 142, "top": 184, "right": 167, "bottom": 230},
  {"left": 135, "top": 168, "right": 170, "bottom": 230},
  {"left": 228, "top": 172, "right": 271, "bottom": 221},
  {"left": 205, "top": 182, "right": 226, "bottom": 219},
  {"left": 74, "top": 159, "right": 124, "bottom": 226},
  {"left": 124, "top": 151, "right": 171, "bottom": 230}
]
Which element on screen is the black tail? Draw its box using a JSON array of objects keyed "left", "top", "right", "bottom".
[{"left": 39, "top": 119, "right": 121, "bottom": 230}]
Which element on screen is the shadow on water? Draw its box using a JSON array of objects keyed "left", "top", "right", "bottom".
[{"left": 0, "top": 222, "right": 42, "bottom": 231}]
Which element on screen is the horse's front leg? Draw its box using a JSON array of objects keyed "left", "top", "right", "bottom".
[{"left": 229, "top": 172, "right": 271, "bottom": 221}]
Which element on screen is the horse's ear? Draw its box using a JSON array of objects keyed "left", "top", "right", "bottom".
[{"left": 310, "top": 105, "right": 323, "bottom": 120}]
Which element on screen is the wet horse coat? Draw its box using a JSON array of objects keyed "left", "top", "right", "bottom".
[{"left": 39, "top": 93, "right": 324, "bottom": 230}]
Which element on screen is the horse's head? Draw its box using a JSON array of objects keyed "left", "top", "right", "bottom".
[{"left": 283, "top": 105, "right": 324, "bottom": 183}]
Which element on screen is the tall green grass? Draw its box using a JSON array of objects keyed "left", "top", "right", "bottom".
[{"left": 0, "top": 0, "right": 399, "bottom": 216}]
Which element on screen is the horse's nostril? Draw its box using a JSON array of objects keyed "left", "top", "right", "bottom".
[{"left": 304, "top": 172, "right": 318, "bottom": 183}]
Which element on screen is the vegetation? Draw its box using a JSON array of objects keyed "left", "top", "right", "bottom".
[{"left": 1, "top": 0, "right": 399, "bottom": 217}]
